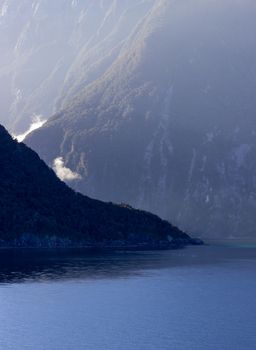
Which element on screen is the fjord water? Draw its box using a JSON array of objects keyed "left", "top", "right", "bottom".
[{"left": 0, "top": 245, "right": 256, "bottom": 350}]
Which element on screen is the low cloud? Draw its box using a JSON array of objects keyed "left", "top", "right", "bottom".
[
  {"left": 14, "top": 115, "right": 46, "bottom": 142},
  {"left": 53, "top": 157, "right": 82, "bottom": 181}
]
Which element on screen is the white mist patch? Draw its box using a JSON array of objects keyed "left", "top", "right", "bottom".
[
  {"left": 14, "top": 116, "right": 46, "bottom": 142},
  {"left": 53, "top": 157, "right": 81, "bottom": 181}
]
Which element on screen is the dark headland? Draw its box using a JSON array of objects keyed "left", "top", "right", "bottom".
[{"left": 0, "top": 125, "right": 202, "bottom": 249}]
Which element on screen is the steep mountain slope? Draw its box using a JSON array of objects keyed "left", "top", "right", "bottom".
[
  {"left": 0, "top": 0, "right": 154, "bottom": 133},
  {"left": 27, "top": 0, "right": 256, "bottom": 239},
  {"left": 0, "top": 124, "right": 197, "bottom": 248}
]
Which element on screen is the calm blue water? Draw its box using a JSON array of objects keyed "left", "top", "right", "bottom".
[{"left": 0, "top": 244, "right": 256, "bottom": 349}]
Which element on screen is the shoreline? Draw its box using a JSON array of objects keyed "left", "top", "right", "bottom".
[{"left": 0, "top": 238, "right": 203, "bottom": 252}]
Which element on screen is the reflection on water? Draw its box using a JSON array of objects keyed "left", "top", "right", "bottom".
[
  {"left": 0, "top": 244, "right": 255, "bottom": 284},
  {"left": 1, "top": 244, "right": 256, "bottom": 350}
]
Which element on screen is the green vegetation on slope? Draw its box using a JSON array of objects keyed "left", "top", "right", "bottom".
[{"left": 0, "top": 125, "right": 198, "bottom": 248}]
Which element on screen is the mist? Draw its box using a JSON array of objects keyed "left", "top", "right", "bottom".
[
  {"left": 13, "top": 115, "right": 46, "bottom": 142},
  {"left": 53, "top": 157, "right": 81, "bottom": 182}
]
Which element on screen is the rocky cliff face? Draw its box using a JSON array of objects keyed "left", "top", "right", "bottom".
[
  {"left": 0, "top": 0, "right": 155, "bottom": 133},
  {"left": 3, "top": 0, "right": 256, "bottom": 239}
]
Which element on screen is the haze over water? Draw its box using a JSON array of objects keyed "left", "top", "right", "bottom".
[{"left": 0, "top": 244, "right": 256, "bottom": 350}]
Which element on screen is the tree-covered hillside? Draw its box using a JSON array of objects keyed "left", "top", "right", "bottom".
[{"left": 0, "top": 125, "right": 198, "bottom": 248}]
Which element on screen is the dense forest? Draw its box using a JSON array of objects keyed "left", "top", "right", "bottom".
[{"left": 0, "top": 125, "right": 200, "bottom": 248}]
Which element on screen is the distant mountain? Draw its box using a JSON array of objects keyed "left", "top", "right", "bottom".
[
  {"left": 0, "top": 0, "right": 155, "bottom": 133},
  {"left": 0, "top": 124, "right": 198, "bottom": 248},
  {"left": 26, "top": 0, "right": 256, "bottom": 239}
]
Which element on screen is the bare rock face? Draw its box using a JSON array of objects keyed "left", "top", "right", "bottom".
[
  {"left": 3, "top": 0, "right": 256, "bottom": 239},
  {"left": 0, "top": 0, "right": 155, "bottom": 132}
]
